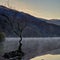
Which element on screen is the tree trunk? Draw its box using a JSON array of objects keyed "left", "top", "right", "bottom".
[
  {"left": 19, "top": 35, "right": 22, "bottom": 43},
  {"left": 17, "top": 34, "right": 24, "bottom": 60},
  {"left": 18, "top": 34, "right": 22, "bottom": 52}
]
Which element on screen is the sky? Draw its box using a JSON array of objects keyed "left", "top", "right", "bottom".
[{"left": 0, "top": 0, "right": 60, "bottom": 19}]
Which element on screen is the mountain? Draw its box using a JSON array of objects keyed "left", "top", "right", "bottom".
[
  {"left": 46, "top": 19, "right": 60, "bottom": 25},
  {"left": 0, "top": 5, "right": 60, "bottom": 37}
]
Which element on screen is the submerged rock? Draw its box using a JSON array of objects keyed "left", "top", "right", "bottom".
[{"left": 3, "top": 50, "right": 24, "bottom": 60}]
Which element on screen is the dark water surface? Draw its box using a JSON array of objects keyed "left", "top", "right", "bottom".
[{"left": 0, "top": 37, "right": 60, "bottom": 60}]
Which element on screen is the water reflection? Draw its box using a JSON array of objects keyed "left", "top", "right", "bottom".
[
  {"left": 0, "top": 38, "right": 19, "bottom": 56},
  {"left": 0, "top": 38, "right": 60, "bottom": 60},
  {"left": 0, "top": 41, "right": 4, "bottom": 55},
  {"left": 3, "top": 39, "right": 19, "bottom": 52}
]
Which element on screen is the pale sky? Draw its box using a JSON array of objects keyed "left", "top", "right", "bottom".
[{"left": 0, "top": 0, "right": 60, "bottom": 19}]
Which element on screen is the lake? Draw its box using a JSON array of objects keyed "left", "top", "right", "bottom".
[{"left": 0, "top": 37, "right": 60, "bottom": 60}]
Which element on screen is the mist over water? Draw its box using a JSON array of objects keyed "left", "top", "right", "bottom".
[{"left": 0, "top": 37, "right": 60, "bottom": 60}]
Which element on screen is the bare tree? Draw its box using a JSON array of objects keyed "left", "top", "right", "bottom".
[{"left": 0, "top": 13, "right": 26, "bottom": 57}]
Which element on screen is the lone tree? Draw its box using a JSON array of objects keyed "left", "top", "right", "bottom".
[{"left": 1, "top": 12, "right": 27, "bottom": 59}]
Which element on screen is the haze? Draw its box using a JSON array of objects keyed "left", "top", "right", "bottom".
[{"left": 0, "top": 0, "right": 60, "bottom": 19}]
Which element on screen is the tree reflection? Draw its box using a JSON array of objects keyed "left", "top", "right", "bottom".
[{"left": 0, "top": 40, "right": 4, "bottom": 55}]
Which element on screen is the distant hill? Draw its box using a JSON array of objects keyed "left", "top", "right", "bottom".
[
  {"left": 0, "top": 5, "right": 60, "bottom": 37},
  {"left": 46, "top": 19, "right": 60, "bottom": 25}
]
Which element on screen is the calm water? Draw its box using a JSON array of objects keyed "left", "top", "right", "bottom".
[
  {"left": 0, "top": 37, "right": 60, "bottom": 60},
  {"left": 0, "top": 38, "right": 19, "bottom": 55}
]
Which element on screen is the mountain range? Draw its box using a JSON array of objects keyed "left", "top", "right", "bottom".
[{"left": 0, "top": 5, "right": 60, "bottom": 37}]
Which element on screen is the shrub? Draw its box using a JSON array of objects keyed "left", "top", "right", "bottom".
[{"left": 0, "top": 32, "right": 5, "bottom": 42}]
